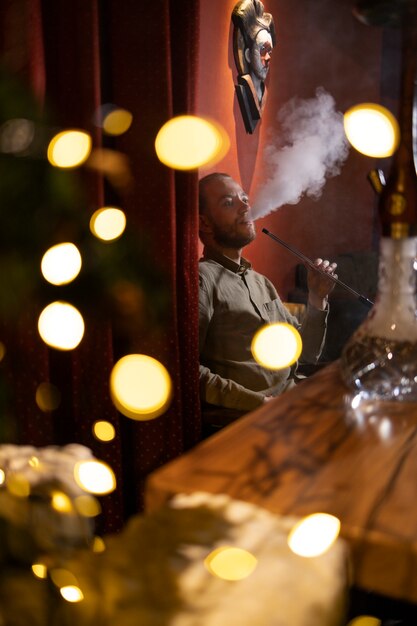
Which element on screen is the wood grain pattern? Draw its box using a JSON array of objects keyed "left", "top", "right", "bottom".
[{"left": 145, "top": 361, "right": 417, "bottom": 603}]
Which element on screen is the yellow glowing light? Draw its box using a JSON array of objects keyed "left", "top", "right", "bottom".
[
  {"left": 38, "top": 301, "right": 85, "bottom": 351},
  {"left": 41, "top": 243, "right": 82, "bottom": 286},
  {"left": 60, "top": 586, "right": 84, "bottom": 603},
  {"left": 47, "top": 130, "right": 92, "bottom": 168},
  {"left": 74, "top": 460, "right": 116, "bottom": 495},
  {"left": 36, "top": 382, "right": 61, "bottom": 412},
  {"left": 110, "top": 354, "right": 172, "bottom": 420},
  {"left": 6, "top": 474, "right": 30, "bottom": 498},
  {"left": 155, "top": 115, "right": 230, "bottom": 170},
  {"left": 51, "top": 491, "right": 73, "bottom": 513},
  {"left": 103, "top": 108, "right": 133, "bottom": 135},
  {"left": 50, "top": 568, "right": 78, "bottom": 588},
  {"left": 32, "top": 563, "right": 48, "bottom": 579},
  {"left": 288, "top": 513, "right": 341, "bottom": 558},
  {"left": 251, "top": 323, "right": 302, "bottom": 370},
  {"left": 204, "top": 546, "right": 258, "bottom": 581},
  {"left": 74, "top": 494, "right": 102, "bottom": 517},
  {"left": 93, "top": 420, "right": 116, "bottom": 442},
  {"left": 344, "top": 103, "right": 399, "bottom": 158},
  {"left": 0, "top": 469, "right": 4, "bottom": 485},
  {"left": 89, "top": 207, "right": 126, "bottom": 241},
  {"left": 92, "top": 536, "right": 106, "bottom": 553},
  {"left": 28, "top": 456, "right": 40, "bottom": 468},
  {"left": 347, "top": 617, "right": 382, "bottom": 626},
  {"left": 0, "top": 342, "right": 6, "bottom": 362}
]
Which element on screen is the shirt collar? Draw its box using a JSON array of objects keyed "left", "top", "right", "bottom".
[{"left": 202, "top": 246, "right": 252, "bottom": 275}]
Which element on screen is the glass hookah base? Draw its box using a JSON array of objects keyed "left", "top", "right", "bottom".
[{"left": 341, "top": 335, "right": 417, "bottom": 402}]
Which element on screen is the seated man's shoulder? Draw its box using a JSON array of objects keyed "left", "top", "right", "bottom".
[{"left": 199, "top": 258, "right": 222, "bottom": 281}]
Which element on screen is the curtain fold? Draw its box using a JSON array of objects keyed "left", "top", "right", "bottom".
[{"left": 0, "top": 0, "right": 201, "bottom": 532}]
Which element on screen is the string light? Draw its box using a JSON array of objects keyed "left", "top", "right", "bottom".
[
  {"left": 51, "top": 490, "right": 73, "bottom": 513},
  {"left": 41, "top": 243, "right": 82, "bottom": 286},
  {"left": 346, "top": 617, "right": 382, "bottom": 626},
  {"left": 32, "top": 563, "right": 48, "bottom": 579},
  {"left": 74, "top": 494, "right": 102, "bottom": 517},
  {"left": 92, "top": 420, "right": 116, "bottom": 442},
  {"left": 35, "top": 382, "right": 61, "bottom": 412},
  {"left": 110, "top": 354, "right": 172, "bottom": 420},
  {"left": 92, "top": 536, "right": 106, "bottom": 553},
  {"left": 251, "top": 323, "right": 302, "bottom": 370},
  {"left": 103, "top": 108, "right": 133, "bottom": 135},
  {"left": 344, "top": 103, "right": 399, "bottom": 158},
  {"left": 155, "top": 115, "right": 229, "bottom": 170},
  {"left": 47, "top": 130, "right": 92, "bottom": 168},
  {"left": 74, "top": 459, "right": 116, "bottom": 495},
  {"left": 204, "top": 546, "right": 258, "bottom": 581},
  {"left": 60, "top": 586, "right": 84, "bottom": 603},
  {"left": 38, "top": 301, "right": 85, "bottom": 351},
  {"left": 90, "top": 207, "right": 126, "bottom": 241},
  {"left": 287, "top": 513, "right": 341, "bottom": 557}
]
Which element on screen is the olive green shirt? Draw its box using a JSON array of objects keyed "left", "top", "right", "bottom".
[{"left": 199, "top": 247, "right": 328, "bottom": 411}]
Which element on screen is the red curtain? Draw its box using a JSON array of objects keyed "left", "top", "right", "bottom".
[{"left": 0, "top": 0, "right": 201, "bottom": 531}]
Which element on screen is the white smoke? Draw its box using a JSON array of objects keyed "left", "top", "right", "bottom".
[{"left": 253, "top": 87, "right": 349, "bottom": 219}]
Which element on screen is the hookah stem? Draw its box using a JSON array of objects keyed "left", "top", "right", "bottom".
[{"left": 262, "top": 228, "right": 374, "bottom": 309}]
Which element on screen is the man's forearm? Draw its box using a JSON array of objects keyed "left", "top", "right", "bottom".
[{"left": 199, "top": 364, "right": 265, "bottom": 412}]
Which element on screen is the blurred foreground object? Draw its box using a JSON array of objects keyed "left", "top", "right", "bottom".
[
  {"left": 341, "top": 0, "right": 417, "bottom": 404},
  {"left": 0, "top": 491, "right": 349, "bottom": 626}
]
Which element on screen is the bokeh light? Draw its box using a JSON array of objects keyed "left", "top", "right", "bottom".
[
  {"left": 32, "top": 563, "right": 48, "bottom": 579},
  {"left": 41, "top": 243, "right": 82, "bottom": 285},
  {"left": 74, "top": 459, "right": 116, "bottom": 495},
  {"left": 6, "top": 474, "right": 30, "bottom": 498},
  {"left": 60, "top": 586, "right": 84, "bottom": 603},
  {"left": 287, "top": 513, "right": 341, "bottom": 558},
  {"left": 0, "top": 118, "right": 35, "bottom": 154},
  {"left": 74, "top": 494, "right": 102, "bottom": 517},
  {"left": 36, "top": 382, "right": 61, "bottom": 412},
  {"left": 92, "top": 536, "right": 106, "bottom": 553},
  {"left": 344, "top": 103, "right": 399, "bottom": 158},
  {"left": 103, "top": 108, "right": 133, "bottom": 135},
  {"left": 155, "top": 115, "right": 229, "bottom": 170},
  {"left": 204, "top": 546, "right": 258, "bottom": 581},
  {"left": 110, "top": 354, "right": 172, "bottom": 420},
  {"left": 38, "top": 301, "right": 85, "bottom": 351},
  {"left": 50, "top": 569, "right": 78, "bottom": 588},
  {"left": 90, "top": 207, "right": 126, "bottom": 241},
  {"left": 51, "top": 491, "right": 73, "bottom": 513},
  {"left": 47, "top": 130, "right": 92, "bottom": 168},
  {"left": 93, "top": 420, "right": 116, "bottom": 442},
  {"left": 86, "top": 148, "right": 132, "bottom": 189},
  {"left": 0, "top": 342, "right": 5, "bottom": 362},
  {"left": 347, "top": 617, "right": 382, "bottom": 626},
  {"left": 0, "top": 469, "right": 5, "bottom": 485},
  {"left": 93, "top": 104, "right": 133, "bottom": 135},
  {"left": 251, "top": 323, "right": 302, "bottom": 370}
]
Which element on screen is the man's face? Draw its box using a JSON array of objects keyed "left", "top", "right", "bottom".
[
  {"left": 200, "top": 176, "right": 256, "bottom": 249},
  {"left": 248, "top": 29, "right": 273, "bottom": 82}
]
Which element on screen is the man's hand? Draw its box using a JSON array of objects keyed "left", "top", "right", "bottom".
[{"left": 306, "top": 258, "right": 337, "bottom": 310}]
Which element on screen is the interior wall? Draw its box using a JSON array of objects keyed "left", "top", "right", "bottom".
[{"left": 197, "top": 0, "right": 393, "bottom": 299}]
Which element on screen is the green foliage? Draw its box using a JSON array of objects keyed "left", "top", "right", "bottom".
[{"left": 0, "top": 67, "right": 169, "bottom": 332}]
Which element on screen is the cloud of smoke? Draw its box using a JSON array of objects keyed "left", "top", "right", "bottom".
[{"left": 252, "top": 87, "right": 349, "bottom": 219}]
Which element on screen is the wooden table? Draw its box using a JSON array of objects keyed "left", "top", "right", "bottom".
[{"left": 146, "top": 361, "right": 417, "bottom": 605}]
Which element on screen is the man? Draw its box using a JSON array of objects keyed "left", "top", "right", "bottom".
[{"left": 199, "top": 172, "right": 336, "bottom": 420}]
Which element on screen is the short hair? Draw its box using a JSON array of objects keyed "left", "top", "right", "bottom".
[{"left": 199, "top": 172, "right": 232, "bottom": 215}]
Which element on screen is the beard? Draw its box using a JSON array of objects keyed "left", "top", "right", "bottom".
[
  {"left": 211, "top": 222, "right": 256, "bottom": 249},
  {"left": 250, "top": 50, "right": 269, "bottom": 81}
]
